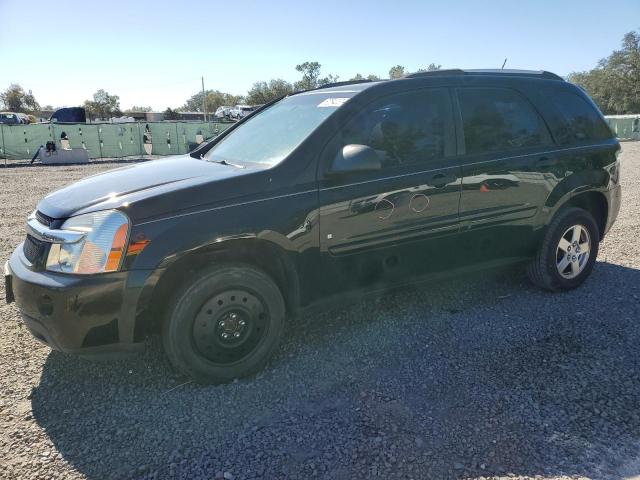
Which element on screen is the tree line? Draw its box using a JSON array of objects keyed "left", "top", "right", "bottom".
[
  {"left": 567, "top": 30, "right": 640, "bottom": 115},
  {"left": 2, "top": 31, "right": 638, "bottom": 119},
  {"left": 0, "top": 62, "right": 440, "bottom": 120},
  {"left": 178, "top": 62, "right": 442, "bottom": 116}
]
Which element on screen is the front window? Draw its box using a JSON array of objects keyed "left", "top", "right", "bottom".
[
  {"left": 334, "top": 88, "right": 452, "bottom": 168},
  {"left": 204, "top": 91, "right": 358, "bottom": 167}
]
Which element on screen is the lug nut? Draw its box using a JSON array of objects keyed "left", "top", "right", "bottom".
[{"left": 234, "top": 332, "right": 241, "bottom": 338}]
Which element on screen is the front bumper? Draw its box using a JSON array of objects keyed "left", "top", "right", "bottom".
[{"left": 5, "top": 245, "right": 149, "bottom": 356}]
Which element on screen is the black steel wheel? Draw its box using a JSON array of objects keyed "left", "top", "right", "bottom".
[
  {"left": 162, "top": 264, "right": 285, "bottom": 384},
  {"left": 192, "top": 289, "right": 269, "bottom": 365}
]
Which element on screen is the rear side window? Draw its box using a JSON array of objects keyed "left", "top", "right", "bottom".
[
  {"left": 336, "top": 88, "right": 452, "bottom": 169},
  {"left": 545, "top": 90, "right": 612, "bottom": 145},
  {"left": 458, "top": 88, "right": 550, "bottom": 155}
]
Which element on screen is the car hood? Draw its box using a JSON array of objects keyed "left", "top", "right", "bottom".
[{"left": 37, "top": 155, "right": 251, "bottom": 220}]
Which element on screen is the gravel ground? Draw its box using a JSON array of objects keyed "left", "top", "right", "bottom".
[{"left": 1, "top": 145, "right": 639, "bottom": 480}]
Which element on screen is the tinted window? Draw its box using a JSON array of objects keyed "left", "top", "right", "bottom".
[
  {"left": 336, "top": 88, "right": 451, "bottom": 168},
  {"left": 459, "top": 88, "right": 550, "bottom": 155},
  {"left": 546, "top": 90, "right": 612, "bottom": 145}
]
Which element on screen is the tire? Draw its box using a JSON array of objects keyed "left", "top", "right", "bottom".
[
  {"left": 162, "top": 263, "right": 286, "bottom": 384},
  {"left": 527, "top": 207, "right": 600, "bottom": 291}
]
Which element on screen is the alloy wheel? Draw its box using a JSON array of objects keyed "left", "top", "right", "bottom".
[{"left": 556, "top": 224, "right": 591, "bottom": 279}]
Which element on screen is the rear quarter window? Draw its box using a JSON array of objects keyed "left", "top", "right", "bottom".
[{"left": 545, "top": 89, "right": 612, "bottom": 145}]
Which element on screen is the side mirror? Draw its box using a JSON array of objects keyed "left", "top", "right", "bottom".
[{"left": 330, "top": 144, "right": 382, "bottom": 175}]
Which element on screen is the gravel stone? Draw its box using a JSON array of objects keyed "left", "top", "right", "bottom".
[{"left": 0, "top": 145, "right": 640, "bottom": 479}]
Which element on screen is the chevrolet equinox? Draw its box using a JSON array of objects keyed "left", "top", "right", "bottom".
[{"left": 5, "top": 69, "right": 622, "bottom": 383}]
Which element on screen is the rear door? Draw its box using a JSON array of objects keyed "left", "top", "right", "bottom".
[
  {"left": 455, "top": 86, "right": 557, "bottom": 262},
  {"left": 316, "top": 87, "right": 462, "bottom": 295}
]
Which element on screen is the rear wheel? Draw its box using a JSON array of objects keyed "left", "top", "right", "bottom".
[
  {"left": 162, "top": 264, "right": 285, "bottom": 384},
  {"left": 527, "top": 207, "right": 599, "bottom": 291}
]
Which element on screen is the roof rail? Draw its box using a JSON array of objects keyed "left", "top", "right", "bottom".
[
  {"left": 315, "top": 79, "right": 375, "bottom": 89},
  {"left": 404, "top": 69, "right": 564, "bottom": 81},
  {"left": 404, "top": 69, "right": 465, "bottom": 78}
]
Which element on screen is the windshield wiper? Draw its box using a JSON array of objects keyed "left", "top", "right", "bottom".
[{"left": 201, "top": 155, "right": 245, "bottom": 169}]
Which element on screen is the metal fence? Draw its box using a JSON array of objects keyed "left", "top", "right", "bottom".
[
  {"left": 0, "top": 121, "right": 233, "bottom": 162},
  {"left": 1, "top": 115, "right": 637, "bottom": 164}
]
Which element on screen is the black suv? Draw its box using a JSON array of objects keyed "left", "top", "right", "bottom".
[{"left": 5, "top": 69, "right": 621, "bottom": 383}]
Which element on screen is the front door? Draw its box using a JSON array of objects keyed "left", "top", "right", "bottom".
[{"left": 316, "top": 87, "right": 462, "bottom": 297}]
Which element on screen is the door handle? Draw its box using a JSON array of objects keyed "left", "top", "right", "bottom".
[{"left": 429, "top": 172, "right": 453, "bottom": 188}]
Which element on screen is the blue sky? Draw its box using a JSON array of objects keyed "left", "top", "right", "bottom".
[{"left": 1, "top": 0, "right": 638, "bottom": 110}]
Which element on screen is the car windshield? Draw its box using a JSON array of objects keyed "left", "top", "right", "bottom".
[{"left": 203, "top": 91, "right": 358, "bottom": 167}]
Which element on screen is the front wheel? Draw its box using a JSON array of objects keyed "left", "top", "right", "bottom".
[
  {"left": 527, "top": 207, "right": 600, "bottom": 291},
  {"left": 162, "top": 264, "right": 286, "bottom": 384}
]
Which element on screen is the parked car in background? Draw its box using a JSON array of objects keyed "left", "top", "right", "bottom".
[
  {"left": 6, "top": 69, "right": 621, "bottom": 384},
  {"left": 0, "top": 112, "right": 31, "bottom": 124},
  {"left": 17, "top": 113, "right": 32, "bottom": 124},
  {"left": 49, "top": 107, "right": 86, "bottom": 123},
  {"left": 230, "top": 105, "right": 258, "bottom": 120},
  {"left": 214, "top": 106, "right": 233, "bottom": 120},
  {"left": 0, "top": 112, "right": 21, "bottom": 124}
]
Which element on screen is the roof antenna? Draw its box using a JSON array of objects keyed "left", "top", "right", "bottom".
[{"left": 501, "top": 58, "right": 508, "bottom": 69}]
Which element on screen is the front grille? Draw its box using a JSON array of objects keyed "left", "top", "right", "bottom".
[
  {"left": 35, "top": 210, "right": 54, "bottom": 227},
  {"left": 23, "top": 234, "right": 47, "bottom": 263}
]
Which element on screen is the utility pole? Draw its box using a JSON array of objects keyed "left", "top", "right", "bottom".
[{"left": 201, "top": 76, "right": 207, "bottom": 122}]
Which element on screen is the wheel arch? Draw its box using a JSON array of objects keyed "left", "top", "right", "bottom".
[
  {"left": 545, "top": 190, "right": 609, "bottom": 241},
  {"left": 554, "top": 190, "right": 608, "bottom": 241},
  {"left": 134, "top": 238, "right": 301, "bottom": 340}
]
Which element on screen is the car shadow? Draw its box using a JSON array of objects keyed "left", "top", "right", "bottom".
[{"left": 31, "top": 261, "right": 640, "bottom": 479}]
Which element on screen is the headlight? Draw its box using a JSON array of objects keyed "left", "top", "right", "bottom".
[{"left": 46, "top": 210, "right": 130, "bottom": 274}]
